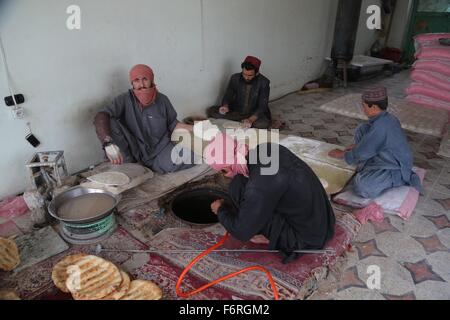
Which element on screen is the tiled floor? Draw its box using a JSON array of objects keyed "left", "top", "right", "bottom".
[{"left": 271, "top": 70, "right": 450, "bottom": 300}]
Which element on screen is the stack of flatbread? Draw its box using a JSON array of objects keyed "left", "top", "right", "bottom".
[
  {"left": 52, "top": 254, "right": 162, "bottom": 300},
  {"left": 0, "top": 289, "right": 21, "bottom": 300},
  {"left": 0, "top": 236, "right": 20, "bottom": 272}
]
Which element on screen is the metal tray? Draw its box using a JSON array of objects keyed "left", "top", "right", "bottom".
[{"left": 48, "top": 186, "right": 121, "bottom": 224}]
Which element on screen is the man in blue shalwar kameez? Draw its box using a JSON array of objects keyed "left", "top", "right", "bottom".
[{"left": 329, "top": 87, "right": 423, "bottom": 199}]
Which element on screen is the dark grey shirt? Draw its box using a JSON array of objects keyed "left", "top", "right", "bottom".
[
  {"left": 218, "top": 144, "right": 335, "bottom": 263},
  {"left": 101, "top": 90, "right": 179, "bottom": 166},
  {"left": 222, "top": 73, "right": 271, "bottom": 119}
]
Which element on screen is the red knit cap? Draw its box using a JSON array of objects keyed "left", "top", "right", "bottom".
[{"left": 243, "top": 56, "right": 262, "bottom": 72}]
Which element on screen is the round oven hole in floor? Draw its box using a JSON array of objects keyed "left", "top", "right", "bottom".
[{"left": 171, "top": 188, "right": 234, "bottom": 225}]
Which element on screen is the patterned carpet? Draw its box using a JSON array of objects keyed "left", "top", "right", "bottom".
[
  {"left": 0, "top": 207, "right": 358, "bottom": 300},
  {"left": 146, "top": 208, "right": 358, "bottom": 300}
]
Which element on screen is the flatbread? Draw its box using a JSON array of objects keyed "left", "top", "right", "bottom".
[
  {"left": 99, "top": 271, "right": 131, "bottom": 300},
  {"left": 65, "top": 255, "right": 122, "bottom": 300},
  {"left": 87, "top": 171, "right": 131, "bottom": 186},
  {"left": 223, "top": 121, "right": 245, "bottom": 130},
  {"left": 0, "top": 289, "right": 21, "bottom": 300},
  {"left": 0, "top": 237, "right": 20, "bottom": 271},
  {"left": 120, "top": 280, "right": 163, "bottom": 300},
  {"left": 51, "top": 253, "right": 88, "bottom": 293},
  {"left": 73, "top": 270, "right": 130, "bottom": 300}
]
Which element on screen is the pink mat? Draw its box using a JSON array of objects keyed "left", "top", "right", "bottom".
[
  {"left": 0, "top": 221, "right": 23, "bottom": 238},
  {"left": 334, "top": 168, "right": 426, "bottom": 221},
  {"left": 0, "top": 196, "right": 29, "bottom": 220}
]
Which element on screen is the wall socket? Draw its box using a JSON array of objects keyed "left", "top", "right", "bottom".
[{"left": 4, "top": 94, "right": 25, "bottom": 106}]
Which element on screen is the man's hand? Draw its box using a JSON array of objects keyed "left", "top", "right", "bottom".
[
  {"left": 345, "top": 144, "right": 356, "bottom": 152},
  {"left": 219, "top": 105, "right": 230, "bottom": 115},
  {"left": 242, "top": 115, "right": 258, "bottom": 129},
  {"left": 328, "top": 149, "right": 345, "bottom": 159},
  {"left": 105, "top": 144, "right": 124, "bottom": 165},
  {"left": 175, "top": 122, "right": 194, "bottom": 133},
  {"left": 211, "top": 199, "right": 225, "bottom": 215},
  {"left": 250, "top": 235, "right": 270, "bottom": 245}
]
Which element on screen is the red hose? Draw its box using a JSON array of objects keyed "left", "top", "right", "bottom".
[{"left": 176, "top": 233, "right": 279, "bottom": 300}]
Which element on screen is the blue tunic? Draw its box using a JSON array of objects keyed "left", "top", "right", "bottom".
[{"left": 344, "top": 112, "right": 423, "bottom": 199}]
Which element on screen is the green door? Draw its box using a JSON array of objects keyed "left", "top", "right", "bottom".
[{"left": 403, "top": 0, "right": 450, "bottom": 64}]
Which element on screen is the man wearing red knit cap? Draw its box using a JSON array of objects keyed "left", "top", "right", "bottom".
[
  {"left": 207, "top": 55, "right": 272, "bottom": 129},
  {"left": 94, "top": 64, "right": 195, "bottom": 174}
]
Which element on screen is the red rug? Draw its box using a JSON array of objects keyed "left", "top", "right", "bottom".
[
  {"left": 0, "top": 227, "right": 147, "bottom": 300},
  {"left": 0, "top": 227, "right": 242, "bottom": 300},
  {"left": 0, "top": 208, "right": 359, "bottom": 300},
  {"left": 146, "top": 209, "right": 359, "bottom": 300}
]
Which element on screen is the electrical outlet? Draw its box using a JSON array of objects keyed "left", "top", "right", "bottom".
[{"left": 4, "top": 94, "right": 25, "bottom": 106}]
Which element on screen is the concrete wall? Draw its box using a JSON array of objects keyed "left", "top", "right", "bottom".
[
  {"left": 0, "top": 0, "right": 339, "bottom": 199},
  {"left": 387, "top": 0, "right": 412, "bottom": 49}
]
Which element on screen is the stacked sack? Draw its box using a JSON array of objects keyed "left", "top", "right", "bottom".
[{"left": 406, "top": 33, "right": 450, "bottom": 112}]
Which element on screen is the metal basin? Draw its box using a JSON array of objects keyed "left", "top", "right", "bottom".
[{"left": 48, "top": 186, "right": 121, "bottom": 224}]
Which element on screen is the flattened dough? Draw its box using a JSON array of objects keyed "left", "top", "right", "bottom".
[{"left": 87, "top": 171, "right": 131, "bottom": 186}]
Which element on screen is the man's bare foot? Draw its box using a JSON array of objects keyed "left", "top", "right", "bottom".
[{"left": 250, "top": 235, "right": 270, "bottom": 245}]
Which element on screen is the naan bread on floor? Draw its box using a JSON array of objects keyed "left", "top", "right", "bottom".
[
  {"left": 97, "top": 271, "right": 131, "bottom": 301},
  {"left": 51, "top": 253, "right": 88, "bottom": 293},
  {"left": 0, "top": 237, "right": 20, "bottom": 271},
  {"left": 65, "top": 255, "right": 122, "bottom": 300},
  {"left": 0, "top": 289, "right": 21, "bottom": 300},
  {"left": 120, "top": 280, "right": 163, "bottom": 300}
]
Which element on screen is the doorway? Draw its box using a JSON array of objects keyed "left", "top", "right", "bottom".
[{"left": 403, "top": 0, "right": 450, "bottom": 63}]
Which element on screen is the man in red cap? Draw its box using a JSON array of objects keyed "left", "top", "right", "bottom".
[
  {"left": 207, "top": 56, "right": 272, "bottom": 129},
  {"left": 93, "top": 64, "right": 195, "bottom": 174}
]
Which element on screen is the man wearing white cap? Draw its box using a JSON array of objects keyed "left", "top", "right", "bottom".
[{"left": 329, "top": 86, "right": 423, "bottom": 199}]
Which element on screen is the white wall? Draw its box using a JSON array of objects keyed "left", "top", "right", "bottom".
[{"left": 0, "top": 0, "right": 338, "bottom": 199}]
